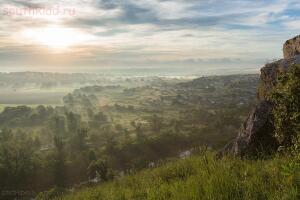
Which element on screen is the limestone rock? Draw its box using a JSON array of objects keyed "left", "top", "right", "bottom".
[
  {"left": 219, "top": 101, "right": 278, "bottom": 157},
  {"left": 283, "top": 35, "right": 300, "bottom": 59},
  {"left": 232, "top": 101, "right": 277, "bottom": 156},
  {"left": 220, "top": 35, "right": 300, "bottom": 157},
  {"left": 259, "top": 55, "right": 300, "bottom": 101}
]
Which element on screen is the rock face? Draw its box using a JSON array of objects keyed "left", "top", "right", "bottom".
[
  {"left": 220, "top": 35, "right": 300, "bottom": 157},
  {"left": 258, "top": 54, "right": 300, "bottom": 101},
  {"left": 283, "top": 35, "right": 300, "bottom": 59},
  {"left": 222, "top": 101, "right": 277, "bottom": 156}
]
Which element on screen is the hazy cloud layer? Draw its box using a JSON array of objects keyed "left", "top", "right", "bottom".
[{"left": 0, "top": 0, "right": 299, "bottom": 72}]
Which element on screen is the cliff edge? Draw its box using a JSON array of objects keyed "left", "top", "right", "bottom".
[{"left": 220, "top": 35, "right": 300, "bottom": 156}]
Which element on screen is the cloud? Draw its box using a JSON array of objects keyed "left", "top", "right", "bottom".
[
  {"left": 65, "top": 0, "right": 292, "bottom": 31},
  {"left": 284, "top": 19, "right": 300, "bottom": 29},
  {"left": 0, "top": 0, "right": 44, "bottom": 8},
  {"left": 96, "top": 0, "right": 118, "bottom": 10},
  {"left": 0, "top": 0, "right": 298, "bottom": 72}
]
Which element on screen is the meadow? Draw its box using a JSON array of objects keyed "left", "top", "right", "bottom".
[{"left": 56, "top": 152, "right": 300, "bottom": 200}]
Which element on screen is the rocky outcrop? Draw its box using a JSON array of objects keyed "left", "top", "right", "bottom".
[
  {"left": 220, "top": 35, "right": 300, "bottom": 157},
  {"left": 221, "top": 101, "right": 277, "bottom": 156},
  {"left": 283, "top": 35, "right": 300, "bottom": 59},
  {"left": 258, "top": 54, "right": 300, "bottom": 101}
]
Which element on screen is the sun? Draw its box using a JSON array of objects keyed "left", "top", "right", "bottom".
[{"left": 21, "top": 25, "right": 94, "bottom": 50}]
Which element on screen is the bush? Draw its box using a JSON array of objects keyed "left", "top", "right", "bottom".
[{"left": 271, "top": 64, "right": 300, "bottom": 147}]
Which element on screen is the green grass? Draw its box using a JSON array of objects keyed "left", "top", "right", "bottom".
[{"left": 56, "top": 153, "right": 299, "bottom": 200}]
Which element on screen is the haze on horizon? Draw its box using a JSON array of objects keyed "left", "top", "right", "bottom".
[{"left": 0, "top": 0, "right": 299, "bottom": 74}]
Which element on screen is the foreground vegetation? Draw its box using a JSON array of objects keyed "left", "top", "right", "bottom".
[
  {"left": 52, "top": 65, "right": 300, "bottom": 200},
  {"left": 55, "top": 152, "right": 300, "bottom": 200},
  {"left": 0, "top": 74, "right": 258, "bottom": 199},
  {"left": 0, "top": 68, "right": 298, "bottom": 200}
]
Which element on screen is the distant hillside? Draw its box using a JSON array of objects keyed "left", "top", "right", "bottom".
[{"left": 179, "top": 74, "right": 259, "bottom": 89}]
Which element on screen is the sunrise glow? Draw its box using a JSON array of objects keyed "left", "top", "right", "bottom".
[{"left": 21, "top": 25, "right": 94, "bottom": 49}]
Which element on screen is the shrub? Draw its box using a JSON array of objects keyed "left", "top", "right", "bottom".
[{"left": 271, "top": 64, "right": 300, "bottom": 147}]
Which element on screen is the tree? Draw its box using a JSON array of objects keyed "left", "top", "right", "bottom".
[
  {"left": 102, "top": 125, "right": 118, "bottom": 155},
  {"left": 49, "top": 115, "right": 66, "bottom": 137},
  {"left": 131, "top": 121, "right": 144, "bottom": 141},
  {"left": 150, "top": 114, "right": 163, "bottom": 132},
  {"left": 70, "top": 128, "right": 88, "bottom": 152},
  {"left": 94, "top": 112, "right": 108, "bottom": 124},
  {"left": 63, "top": 94, "right": 75, "bottom": 109},
  {"left": 87, "top": 159, "right": 114, "bottom": 182},
  {"left": 171, "top": 119, "right": 182, "bottom": 134},
  {"left": 88, "top": 150, "right": 97, "bottom": 162},
  {"left": 0, "top": 129, "right": 38, "bottom": 189},
  {"left": 65, "top": 112, "right": 80, "bottom": 134},
  {"left": 53, "top": 136, "right": 66, "bottom": 187}
]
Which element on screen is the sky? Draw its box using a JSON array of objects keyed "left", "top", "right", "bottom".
[{"left": 0, "top": 0, "right": 299, "bottom": 73}]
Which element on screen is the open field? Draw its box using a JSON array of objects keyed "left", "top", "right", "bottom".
[{"left": 0, "top": 87, "right": 74, "bottom": 111}]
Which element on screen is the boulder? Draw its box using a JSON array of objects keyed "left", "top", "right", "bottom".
[{"left": 283, "top": 35, "right": 300, "bottom": 59}]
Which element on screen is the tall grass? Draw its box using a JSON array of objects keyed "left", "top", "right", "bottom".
[{"left": 56, "top": 153, "right": 299, "bottom": 200}]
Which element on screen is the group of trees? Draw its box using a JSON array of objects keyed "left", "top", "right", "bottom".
[
  {"left": 0, "top": 101, "right": 252, "bottom": 199},
  {"left": 0, "top": 129, "right": 39, "bottom": 191},
  {"left": 0, "top": 74, "right": 262, "bottom": 199},
  {"left": 0, "top": 107, "right": 113, "bottom": 199}
]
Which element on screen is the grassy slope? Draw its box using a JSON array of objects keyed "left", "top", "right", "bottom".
[{"left": 58, "top": 153, "right": 299, "bottom": 200}]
